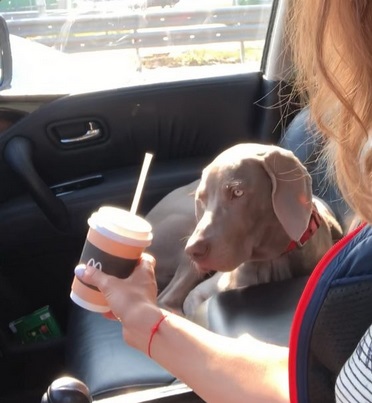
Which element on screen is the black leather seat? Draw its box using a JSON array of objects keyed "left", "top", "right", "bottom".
[{"left": 65, "top": 107, "right": 352, "bottom": 400}]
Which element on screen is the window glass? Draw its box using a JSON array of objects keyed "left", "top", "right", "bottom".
[{"left": 1, "top": 0, "right": 274, "bottom": 95}]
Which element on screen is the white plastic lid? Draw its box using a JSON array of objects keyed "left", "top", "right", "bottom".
[{"left": 88, "top": 206, "right": 153, "bottom": 247}]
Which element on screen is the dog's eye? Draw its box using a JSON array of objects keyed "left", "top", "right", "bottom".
[
  {"left": 232, "top": 188, "right": 244, "bottom": 198},
  {"left": 225, "top": 183, "right": 244, "bottom": 199}
]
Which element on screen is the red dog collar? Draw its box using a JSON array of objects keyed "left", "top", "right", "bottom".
[{"left": 286, "top": 208, "right": 322, "bottom": 253}]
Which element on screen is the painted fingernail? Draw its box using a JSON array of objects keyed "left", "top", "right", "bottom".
[
  {"left": 142, "top": 253, "right": 156, "bottom": 265},
  {"left": 74, "top": 264, "right": 86, "bottom": 278}
]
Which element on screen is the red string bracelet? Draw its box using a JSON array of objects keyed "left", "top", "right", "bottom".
[{"left": 147, "top": 314, "right": 167, "bottom": 358}]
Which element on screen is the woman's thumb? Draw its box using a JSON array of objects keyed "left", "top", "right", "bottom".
[{"left": 74, "top": 263, "right": 105, "bottom": 288}]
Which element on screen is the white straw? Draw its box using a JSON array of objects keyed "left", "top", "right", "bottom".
[{"left": 130, "top": 153, "right": 153, "bottom": 215}]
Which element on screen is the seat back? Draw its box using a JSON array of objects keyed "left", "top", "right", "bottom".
[{"left": 279, "top": 107, "right": 352, "bottom": 232}]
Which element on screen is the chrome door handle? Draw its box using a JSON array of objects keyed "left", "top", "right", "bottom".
[{"left": 60, "top": 122, "right": 102, "bottom": 144}]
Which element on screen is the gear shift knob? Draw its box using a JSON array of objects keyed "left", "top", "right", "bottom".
[{"left": 41, "top": 376, "right": 92, "bottom": 403}]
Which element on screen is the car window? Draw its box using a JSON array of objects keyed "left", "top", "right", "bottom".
[{"left": 1, "top": 0, "right": 274, "bottom": 96}]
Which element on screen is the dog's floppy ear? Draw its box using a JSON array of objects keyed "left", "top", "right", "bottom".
[{"left": 262, "top": 147, "right": 313, "bottom": 241}]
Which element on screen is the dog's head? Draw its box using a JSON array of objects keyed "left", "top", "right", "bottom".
[{"left": 185, "top": 143, "right": 313, "bottom": 272}]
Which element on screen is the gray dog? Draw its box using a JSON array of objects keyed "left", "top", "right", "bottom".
[{"left": 146, "top": 143, "right": 343, "bottom": 318}]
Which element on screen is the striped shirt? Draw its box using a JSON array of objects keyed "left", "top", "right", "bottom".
[{"left": 335, "top": 325, "right": 372, "bottom": 402}]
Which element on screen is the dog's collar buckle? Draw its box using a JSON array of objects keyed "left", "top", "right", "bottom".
[{"left": 286, "top": 208, "right": 322, "bottom": 253}]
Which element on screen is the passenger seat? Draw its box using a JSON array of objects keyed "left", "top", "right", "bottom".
[{"left": 63, "top": 107, "right": 352, "bottom": 400}]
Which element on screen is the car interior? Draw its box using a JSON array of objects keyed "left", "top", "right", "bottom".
[{"left": 0, "top": 0, "right": 354, "bottom": 402}]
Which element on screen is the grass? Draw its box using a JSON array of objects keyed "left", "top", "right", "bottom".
[{"left": 141, "top": 44, "right": 263, "bottom": 69}]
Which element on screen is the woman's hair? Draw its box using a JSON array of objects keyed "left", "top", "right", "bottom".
[{"left": 288, "top": 0, "right": 372, "bottom": 223}]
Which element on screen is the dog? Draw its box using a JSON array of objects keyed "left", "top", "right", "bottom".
[{"left": 146, "top": 143, "right": 343, "bottom": 318}]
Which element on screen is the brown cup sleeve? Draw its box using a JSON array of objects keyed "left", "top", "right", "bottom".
[{"left": 79, "top": 239, "right": 140, "bottom": 291}]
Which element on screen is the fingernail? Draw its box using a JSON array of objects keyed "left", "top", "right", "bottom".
[
  {"left": 74, "top": 264, "right": 86, "bottom": 278},
  {"left": 142, "top": 253, "right": 156, "bottom": 266}
]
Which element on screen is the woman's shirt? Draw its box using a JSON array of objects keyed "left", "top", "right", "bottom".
[{"left": 335, "top": 325, "right": 372, "bottom": 402}]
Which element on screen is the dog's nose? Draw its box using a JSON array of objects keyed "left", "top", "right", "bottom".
[{"left": 185, "top": 240, "right": 210, "bottom": 261}]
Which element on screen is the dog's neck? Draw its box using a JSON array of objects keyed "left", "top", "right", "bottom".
[{"left": 285, "top": 208, "right": 322, "bottom": 254}]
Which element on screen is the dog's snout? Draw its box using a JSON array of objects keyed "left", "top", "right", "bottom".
[{"left": 185, "top": 240, "right": 210, "bottom": 261}]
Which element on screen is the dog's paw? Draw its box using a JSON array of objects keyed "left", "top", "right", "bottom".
[
  {"left": 183, "top": 289, "right": 206, "bottom": 318},
  {"left": 183, "top": 272, "right": 227, "bottom": 317}
]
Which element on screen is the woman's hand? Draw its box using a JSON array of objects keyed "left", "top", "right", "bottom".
[{"left": 74, "top": 253, "right": 165, "bottom": 352}]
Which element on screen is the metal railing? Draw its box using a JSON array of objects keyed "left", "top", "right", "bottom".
[{"left": 3, "top": 5, "right": 271, "bottom": 58}]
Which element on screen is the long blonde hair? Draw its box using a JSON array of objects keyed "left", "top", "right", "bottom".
[{"left": 288, "top": 0, "right": 372, "bottom": 223}]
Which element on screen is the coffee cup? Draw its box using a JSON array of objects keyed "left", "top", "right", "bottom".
[{"left": 70, "top": 206, "right": 153, "bottom": 313}]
